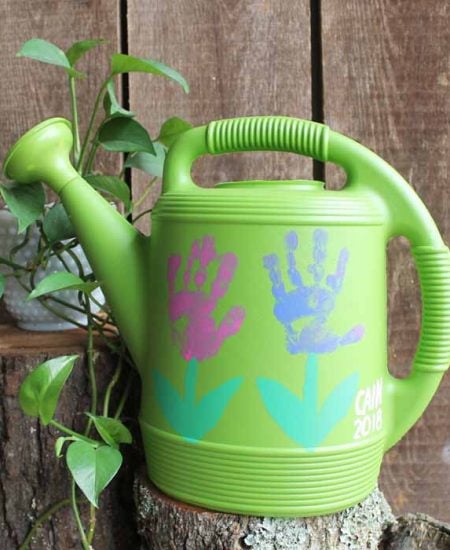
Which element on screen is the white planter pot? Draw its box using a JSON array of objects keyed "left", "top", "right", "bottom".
[{"left": 0, "top": 209, "right": 104, "bottom": 331}]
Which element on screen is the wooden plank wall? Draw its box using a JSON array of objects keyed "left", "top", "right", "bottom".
[
  {"left": 127, "top": 0, "right": 313, "bottom": 220},
  {"left": 0, "top": 0, "right": 448, "bottom": 530},
  {"left": 321, "top": 0, "right": 450, "bottom": 520}
]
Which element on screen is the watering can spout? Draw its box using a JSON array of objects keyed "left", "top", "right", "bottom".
[{"left": 3, "top": 118, "right": 149, "bottom": 370}]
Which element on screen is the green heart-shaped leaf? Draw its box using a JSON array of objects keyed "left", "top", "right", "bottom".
[
  {"left": 27, "top": 272, "right": 99, "bottom": 301},
  {"left": 0, "top": 182, "right": 45, "bottom": 233},
  {"left": 103, "top": 80, "right": 135, "bottom": 118},
  {"left": 19, "top": 355, "right": 78, "bottom": 424},
  {"left": 17, "top": 39, "right": 83, "bottom": 78},
  {"left": 43, "top": 203, "right": 76, "bottom": 243},
  {"left": 85, "top": 175, "right": 131, "bottom": 212},
  {"left": 111, "top": 54, "right": 189, "bottom": 93},
  {"left": 125, "top": 142, "right": 166, "bottom": 178},
  {"left": 98, "top": 118, "right": 155, "bottom": 154},
  {"left": 157, "top": 117, "right": 192, "bottom": 148},
  {"left": 86, "top": 414, "right": 132, "bottom": 448},
  {"left": 67, "top": 441, "right": 123, "bottom": 507},
  {"left": 66, "top": 38, "right": 107, "bottom": 66}
]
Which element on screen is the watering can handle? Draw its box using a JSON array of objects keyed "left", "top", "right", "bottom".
[
  {"left": 164, "top": 115, "right": 450, "bottom": 450},
  {"left": 163, "top": 116, "right": 330, "bottom": 192}
]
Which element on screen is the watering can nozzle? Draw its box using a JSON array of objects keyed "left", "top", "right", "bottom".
[
  {"left": 3, "top": 118, "right": 74, "bottom": 192},
  {"left": 2, "top": 117, "right": 149, "bottom": 371}
]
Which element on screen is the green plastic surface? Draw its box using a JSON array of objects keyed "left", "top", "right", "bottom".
[{"left": 3, "top": 115, "right": 450, "bottom": 517}]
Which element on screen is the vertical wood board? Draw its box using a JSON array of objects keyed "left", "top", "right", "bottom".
[
  {"left": 0, "top": 0, "right": 121, "bottom": 175},
  {"left": 321, "top": 0, "right": 450, "bottom": 521},
  {"left": 127, "top": 0, "right": 313, "bottom": 226}
]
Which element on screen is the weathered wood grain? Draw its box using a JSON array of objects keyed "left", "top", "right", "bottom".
[
  {"left": 127, "top": 0, "right": 313, "bottom": 228},
  {"left": 0, "top": 0, "right": 121, "bottom": 174},
  {"left": 321, "top": 0, "right": 450, "bottom": 521}
]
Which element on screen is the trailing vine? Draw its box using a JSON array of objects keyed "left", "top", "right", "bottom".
[{"left": 0, "top": 37, "right": 192, "bottom": 548}]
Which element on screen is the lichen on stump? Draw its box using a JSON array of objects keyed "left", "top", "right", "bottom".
[{"left": 134, "top": 468, "right": 394, "bottom": 550}]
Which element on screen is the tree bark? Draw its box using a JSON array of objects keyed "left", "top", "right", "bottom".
[
  {"left": 0, "top": 325, "right": 141, "bottom": 550},
  {"left": 381, "top": 514, "right": 450, "bottom": 550},
  {"left": 134, "top": 469, "right": 395, "bottom": 550}
]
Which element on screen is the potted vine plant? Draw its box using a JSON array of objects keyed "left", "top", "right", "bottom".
[{"left": 0, "top": 37, "right": 191, "bottom": 548}]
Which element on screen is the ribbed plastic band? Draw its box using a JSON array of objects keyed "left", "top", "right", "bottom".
[
  {"left": 413, "top": 246, "right": 450, "bottom": 372},
  {"left": 206, "top": 116, "right": 329, "bottom": 161},
  {"left": 141, "top": 422, "right": 384, "bottom": 517}
]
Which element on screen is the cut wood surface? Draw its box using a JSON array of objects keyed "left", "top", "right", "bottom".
[{"left": 321, "top": 0, "right": 450, "bottom": 521}]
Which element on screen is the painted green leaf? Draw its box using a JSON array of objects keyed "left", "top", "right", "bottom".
[
  {"left": 0, "top": 273, "right": 5, "bottom": 299},
  {"left": 0, "top": 182, "right": 45, "bottom": 233},
  {"left": 86, "top": 414, "right": 132, "bottom": 448},
  {"left": 17, "top": 38, "right": 83, "bottom": 78},
  {"left": 125, "top": 142, "right": 166, "bottom": 178},
  {"left": 111, "top": 54, "right": 189, "bottom": 93},
  {"left": 43, "top": 203, "right": 76, "bottom": 242},
  {"left": 67, "top": 441, "right": 122, "bottom": 507},
  {"left": 66, "top": 38, "right": 107, "bottom": 66},
  {"left": 85, "top": 175, "right": 131, "bottom": 212},
  {"left": 157, "top": 117, "right": 192, "bottom": 148},
  {"left": 103, "top": 80, "right": 135, "bottom": 118},
  {"left": 27, "top": 272, "right": 99, "bottom": 301},
  {"left": 98, "top": 117, "right": 155, "bottom": 154},
  {"left": 152, "top": 359, "right": 243, "bottom": 441},
  {"left": 19, "top": 355, "right": 78, "bottom": 425},
  {"left": 257, "top": 355, "right": 359, "bottom": 449},
  {"left": 315, "top": 372, "right": 359, "bottom": 443}
]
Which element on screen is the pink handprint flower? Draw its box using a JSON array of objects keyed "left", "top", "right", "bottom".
[{"left": 168, "top": 235, "right": 245, "bottom": 361}]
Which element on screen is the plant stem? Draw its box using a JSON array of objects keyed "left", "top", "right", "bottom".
[
  {"left": 103, "top": 353, "right": 123, "bottom": 416},
  {"left": 71, "top": 480, "right": 90, "bottom": 550},
  {"left": 84, "top": 141, "right": 100, "bottom": 176},
  {"left": 49, "top": 420, "right": 99, "bottom": 446},
  {"left": 133, "top": 177, "right": 158, "bottom": 209},
  {"left": 87, "top": 504, "right": 96, "bottom": 545},
  {"left": 132, "top": 208, "right": 152, "bottom": 225},
  {"left": 19, "top": 498, "right": 72, "bottom": 550},
  {"left": 0, "top": 257, "right": 27, "bottom": 270},
  {"left": 84, "top": 304, "right": 98, "bottom": 436},
  {"left": 69, "top": 76, "right": 81, "bottom": 165},
  {"left": 77, "top": 78, "right": 110, "bottom": 173},
  {"left": 114, "top": 374, "right": 134, "bottom": 419}
]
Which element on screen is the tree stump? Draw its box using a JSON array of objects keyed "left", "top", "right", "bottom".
[
  {"left": 0, "top": 324, "right": 141, "bottom": 549},
  {"left": 381, "top": 514, "right": 450, "bottom": 549},
  {"left": 134, "top": 468, "right": 395, "bottom": 549}
]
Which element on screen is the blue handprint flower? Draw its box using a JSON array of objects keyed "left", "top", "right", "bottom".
[{"left": 263, "top": 229, "right": 364, "bottom": 354}]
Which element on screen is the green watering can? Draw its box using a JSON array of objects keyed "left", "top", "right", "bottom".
[{"left": 4, "top": 116, "right": 450, "bottom": 517}]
